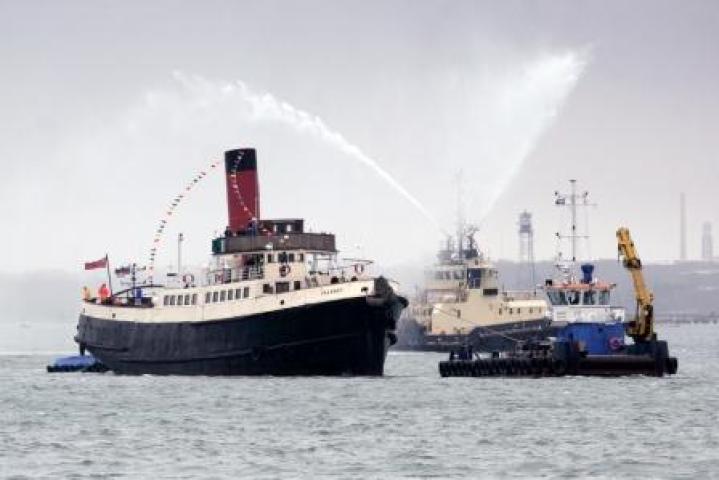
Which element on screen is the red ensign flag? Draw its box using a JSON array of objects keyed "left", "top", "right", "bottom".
[{"left": 84, "top": 256, "right": 108, "bottom": 270}]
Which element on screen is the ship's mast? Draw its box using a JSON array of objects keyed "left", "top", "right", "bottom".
[
  {"left": 456, "top": 171, "right": 464, "bottom": 259},
  {"left": 555, "top": 179, "right": 593, "bottom": 264}
]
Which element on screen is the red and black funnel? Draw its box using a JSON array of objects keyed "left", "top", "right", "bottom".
[{"left": 224, "top": 148, "right": 260, "bottom": 232}]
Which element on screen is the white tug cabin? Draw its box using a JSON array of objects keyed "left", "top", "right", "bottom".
[
  {"left": 543, "top": 263, "right": 625, "bottom": 326},
  {"left": 412, "top": 235, "right": 547, "bottom": 337}
]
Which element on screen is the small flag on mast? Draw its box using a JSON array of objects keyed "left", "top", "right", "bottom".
[
  {"left": 114, "top": 265, "right": 132, "bottom": 277},
  {"left": 84, "top": 256, "right": 108, "bottom": 270}
]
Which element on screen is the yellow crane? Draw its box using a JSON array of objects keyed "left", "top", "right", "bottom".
[{"left": 616, "top": 227, "right": 654, "bottom": 342}]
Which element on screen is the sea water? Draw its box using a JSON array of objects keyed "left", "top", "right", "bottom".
[{"left": 1, "top": 324, "right": 718, "bottom": 479}]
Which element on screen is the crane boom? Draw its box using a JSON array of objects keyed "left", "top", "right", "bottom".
[{"left": 616, "top": 227, "right": 654, "bottom": 342}]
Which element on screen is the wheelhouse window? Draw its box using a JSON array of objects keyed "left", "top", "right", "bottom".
[
  {"left": 243, "top": 286, "right": 250, "bottom": 298},
  {"left": 205, "top": 292, "right": 211, "bottom": 304},
  {"left": 276, "top": 281, "right": 290, "bottom": 294},
  {"left": 263, "top": 284, "right": 273, "bottom": 294},
  {"left": 228, "top": 289, "right": 234, "bottom": 301},
  {"left": 191, "top": 294, "right": 197, "bottom": 305},
  {"left": 288, "top": 253, "right": 295, "bottom": 263},
  {"left": 184, "top": 294, "right": 191, "bottom": 305},
  {"left": 567, "top": 291, "right": 581, "bottom": 305},
  {"left": 235, "top": 288, "right": 242, "bottom": 299},
  {"left": 467, "top": 268, "right": 481, "bottom": 289},
  {"left": 163, "top": 296, "right": 170, "bottom": 306},
  {"left": 212, "top": 291, "right": 219, "bottom": 303},
  {"left": 583, "top": 290, "right": 597, "bottom": 306},
  {"left": 294, "top": 280, "right": 301, "bottom": 290},
  {"left": 599, "top": 291, "right": 611, "bottom": 305},
  {"left": 220, "top": 291, "right": 226, "bottom": 302},
  {"left": 169, "top": 296, "right": 176, "bottom": 306}
]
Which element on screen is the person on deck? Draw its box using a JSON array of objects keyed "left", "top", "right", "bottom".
[
  {"left": 82, "top": 286, "right": 92, "bottom": 302},
  {"left": 98, "top": 283, "right": 110, "bottom": 304}
]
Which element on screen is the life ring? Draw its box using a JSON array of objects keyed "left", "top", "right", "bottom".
[
  {"left": 279, "top": 264, "right": 291, "bottom": 277},
  {"left": 608, "top": 336, "right": 624, "bottom": 351},
  {"left": 354, "top": 263, "right": 365, "bottom": 275},
  {"left": 182, "top": 273, "right": 195, "bottom": 285}
]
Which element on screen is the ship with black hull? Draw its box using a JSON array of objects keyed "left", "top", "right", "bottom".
[{"left": 75, "top": 148, "right": 407, "bottom": 376}]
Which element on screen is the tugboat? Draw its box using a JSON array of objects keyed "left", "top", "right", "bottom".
[
  {"left": 438, "top": 180, "right": 678, "bottom": 377},
  {"left": 395, "top": 225, "right": 549, "bottom": 352},
  {"left": 439, "top": 226, "right": 678, "bottom": 377},
  {"left": 75, "top": 148, "right": 407, "bottom": 376}
]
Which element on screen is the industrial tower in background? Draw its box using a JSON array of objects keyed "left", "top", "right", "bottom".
[
  {"left": 702, "top": 222, "right": 714, "bottom": 262},
  {"left": 518, "top": 210, "right": 536, "bottom": 288},
  {"left": 680, "top": 192, "right": 687, "bottom": 262}
]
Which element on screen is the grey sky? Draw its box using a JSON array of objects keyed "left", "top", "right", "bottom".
[{"left": 1, "top": 0, "right": 718, "bottom": 273}]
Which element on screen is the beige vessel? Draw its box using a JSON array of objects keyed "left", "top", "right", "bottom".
[{"left": 396, "top": 229, "right": 549, "bottom": 352}]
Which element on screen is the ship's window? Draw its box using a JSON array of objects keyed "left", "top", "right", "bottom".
[
  {"left": 169, "top": 295, "right": 176, "bottom": 306},
  {"left": 235, "top": 288, "right": 242, "bottom": 299},
  {"left": 294, "top": 280, "right": 301, "bottom": 290},
  {"left": 279, "top": 252, "right": 288, "bottom": 263},
  {"left": 243, "top": 286, "right": 250, "bottom": 298},
  {"left": 509, "top": 308, "right": 513, "bottom": 315},
  {"left": 568, "top": 291, "right": 580, "bottom": 305},
  {"left": 228, "top": 289, "right": 234, "bottom": 301},
  {"left": 558, "top": 292, "right": 569, "bottom": 305},
  {"left": 184, "top": 294, "right": 191, "bottom": 305},
  {"left": 175, "top": 295, "right": 182, "bottom": 306},
  {"left": 498, "top": 309, "right": 503, "bottom": 315},
  {"left": 220, "top": 290, "right": 226, "bottom": 302},
  {"left": 299, "top": 253, "right": 304, "bottom": 262},
  {"left": 467, "top": 268, "right": 481, "bottom": 289},
  {"left": 163, "top": 296, "right": 169, "bottom": 306},
  {"left": 191, "top": 294, "right": 197, "bottom": 305},
  {"left": 205, "top": 292, "right": 211, "bottom": 304},
  {"left": 276, "top": 281, "right": 290, "bottom": 294},
  {"left": 263, "top": 284, "right": 273, "bottom": 294},
  {"left": 288, "top": 253, "right": 295, "bottom": 263},
  {"left": 599, "top": 291, "right": 610, "bottom": 305},
  {"left": 583, "top": 291, "right": 596, "bottom": 306},
  {"left": 267, "top": 254, "right": 274, "bottom": 263},
  {"left": 444, "top": 272, "right": 451, "bottom": 280},
  {"left": 483, "top": 288, "right": 498, "bottom": 296},
  {"left": 529, "top": 308, "right": 533, "bottom": 314},
  {"left": 212, "top": 291, "right": 219, "bottom": 303},
  {"left": 517, "top": 308, "right": 521, "bottom": 315}
]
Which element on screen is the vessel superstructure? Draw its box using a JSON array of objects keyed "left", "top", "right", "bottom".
[{"left": 76, "top": 148, "right": 407, "bottom": 375}]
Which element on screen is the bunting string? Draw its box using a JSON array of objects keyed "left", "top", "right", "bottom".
[
  {"left": 148, "top": 152, "right": 272, "bottom": 283},
  {"left": 147, "top": 159, "right": 221, "bottom": 281}
]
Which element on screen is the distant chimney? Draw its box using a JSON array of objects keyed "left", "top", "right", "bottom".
[
  {"left": 224, "top": 148, "right": 260, "bottom": 232},
  {"left": 702, "top": 222, "right": 713, "bottom": 262},
  {"left": 680, "top": 192, "right": 687, "bottom": 261}
]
